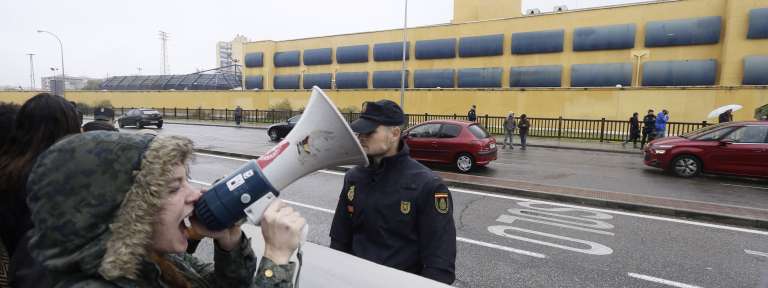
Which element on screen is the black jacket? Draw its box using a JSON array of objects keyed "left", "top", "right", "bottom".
[
  {"left": 629, "top": 117, "right": 640, "bottom": 137},
  {"left": 330, "top": 142, "right": 456, "bottom": 284},
  {"left": 642, "top": 114, "right": 656, "bottom": 133},
  {"left": 467, "top": 109, "right": 476, "bottom": 121},
  {"left": 518, "top": 118, "right": 530, "bottom": 134}
]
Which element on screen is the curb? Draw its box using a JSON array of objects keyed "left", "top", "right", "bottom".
[
  {"left": 193, "top": 148, "right": 768, "bottom": 230},
  {"left": 174, "top": 121, "right": 641, "bottom": 155}
]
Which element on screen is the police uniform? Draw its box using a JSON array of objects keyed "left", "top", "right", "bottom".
[{"left": 329, "top": 100, "right": 457, "bottom": 284}]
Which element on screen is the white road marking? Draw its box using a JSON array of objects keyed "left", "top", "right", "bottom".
[
  {"left": 721, "top": 183, "right": 768, "bottom": 190},
  {"left": 627, "top": 273, "right": 703, "bottom": 288},
  {"left": 191, "top": 155, "right": 768, "bottom": 236},
  {"left": 189, "top": 178, "right": 547, "bottom": 259},
  {"left": 745, "top": 249, "right": 768, "bottom": 258}
]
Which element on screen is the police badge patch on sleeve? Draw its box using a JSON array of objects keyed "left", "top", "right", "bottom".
[{"left": 434, "top": 192, "right": 449, "bottom": 214}]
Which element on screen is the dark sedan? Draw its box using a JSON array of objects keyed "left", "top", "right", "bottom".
[
  {"left": 117, "top": 109, "right": 163, "bottom": 129},
  {"left": 267, "top": 114, "right": 301, "bottom": 141}
]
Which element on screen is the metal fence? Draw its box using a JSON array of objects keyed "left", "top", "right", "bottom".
[{"left": 97, "top": 107, "right": 711, "bottom": 142}]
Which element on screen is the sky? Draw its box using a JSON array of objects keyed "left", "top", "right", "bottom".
[{"left": 0, "top": 0, "right": 648, "bottom": 88}]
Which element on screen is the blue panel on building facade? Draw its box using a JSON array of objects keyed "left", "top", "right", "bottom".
[
  {"left": 244, "top": 52, "right": 263, "bottom": 67},
  {"left": 303, "top": 48, "right": 332, "bottom": 66},
  {"left": 373, "top": 71, "right": 409, "bottom": 88},
  {"left": 274, "top": 51, "right": 300, "bottom": 67},
  {"left": 573, "top": 24, "right": 636, "bottom": 51},
  {"left": 414, "top": 69, "right": 455, "bottom": 88},
  {"left": 642, "top": 60, "right": 717, "bottom": 86},
  {"left": 645, "top": 16, "right": 722, "bottom": 47},
  {"left": 571, "top": 63, "right": 632, "bottom": 87},
  {"left": 743, "top": 56, "right": 768, "bottom": 85},
  {"left": 510, "top": 65, "right": 562, "bottom": 87},
  {"left": 457, "top": 68, "right": 503, "bottom": 88},
  {"left": 748, "top": 8, "right": 768, "bottom": 39},
  {"left": 302, "top": 73, "right": 332, "bottom": 89},
  {"left": 374, "top": 42, "right": 410, "bottom": 61},
  {"left": 336, "top": 45, "right": 369, "bottom": 63},
  {"left": 511, "top": 29, "right": 565, "bottom": 54},
  {"left": 274, "top": 74, "right": 300, "bottom": 89},
  {"left": 245, "top": 75, "right": 263, "bottom": 89},
  {"left": 336, "top": 72, "right": 369, "bottom": 89},
  {"left": 415, "top": 38, "right": 457, "bottom": 59},
  {"left": 459, "top": 34, "right": 504, "bottom": 57}
]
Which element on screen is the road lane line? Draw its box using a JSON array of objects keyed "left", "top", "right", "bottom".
[
  {"left": 190, "top": 178, "right": 547, "bottom": 259},
  {"left": 745, "top": 250, "right": 768, "bottom": 258},
  {"left": 194, "top": 152, "right": 251, "bottom": 162},
  {"left": 721, "top": 183, "right": 768, "bottom": 190},
  {"left": 627, "top": 273, "right": 702, "bottom": 288}
]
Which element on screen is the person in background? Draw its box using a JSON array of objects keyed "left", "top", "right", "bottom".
[
  {"left": 26, "top": 132, "right": 305, "bottom": 287},
  {"left": 655, "top": 109, "right": 670, "bottom": 139},
  {"left": 718, "top": 109, "right": 733, "bottom": 123},
  {"left": 235, "top": 105, "right": 244, "bottom": 126},
  {"left": 640, "top": 109, "right": 656, "bottom": 148},
  {"left": 622, "top": 112, "right": 641, "bottom": 149},
  {"left": 0, "top": 93, "right": 81, "bottom": 288},
  {"left": 518, "top": 114, "right": 530, "bottom": 150},
  {"left": 467, "top": 105, "right": 477, "bottom": 122},
  {"left": 502, "top": 112, "right": 516, "bottom": 150}
]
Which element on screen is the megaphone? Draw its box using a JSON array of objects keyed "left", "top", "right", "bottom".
[{"left": 194, "top": 87, "right": 369, "bottom": 230}]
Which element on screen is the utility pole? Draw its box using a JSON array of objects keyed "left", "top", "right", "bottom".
[
  {"left": 159, "top": 31, "right": 170, "bottom": 74},
  {"left": 399, "top": 0, "right": 408, "bottom": 111},
  {"left": 27, "top": 53, "right": 36, "bottom": 90}
]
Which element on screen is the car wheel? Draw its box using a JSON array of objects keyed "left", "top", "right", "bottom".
[
  {"left": 118, "top": 121, "right": 124, "bottom": 128},
  {"left": 455, "top": 153, "right": 475, "bottom": 173},
  {"left": 156, "top": 123, "right": 163, "bottom": 129},
  {"left": 671, "top": 155, "right": 701, "bottom": 178},
  {"left": 268, "top": 129, "right": 280, "bottom": 141},
  {"left": 137, "top": 122, "right": 144, "bottom": 129}
]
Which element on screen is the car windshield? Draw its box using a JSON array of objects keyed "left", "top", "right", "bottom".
[
  {"left": 141, "top": 110, "right": 159, "bottom": 115},
  {"left": 467, "top": 124, "right": 489, "bottom": 139},
  {"left": 680, "top": 123, "right": 729, "bottom": 139}
]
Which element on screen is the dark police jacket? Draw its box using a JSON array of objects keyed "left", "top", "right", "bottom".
[{"left": 329, "top": 142, "right": 457, "bottom": 284}]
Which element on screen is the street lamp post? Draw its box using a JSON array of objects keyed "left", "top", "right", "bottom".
[
  {"left": 399, "top": 0, "right": 408, "bottom": 111},
  {"left": 37, "top": 30, "right": 65, "bottom": 96}
]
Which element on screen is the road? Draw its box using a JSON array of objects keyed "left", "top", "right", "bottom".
[
  {"left": 121, "top": 123, "right": 768, "bottom": 210},
  {"left": 187, "top": 152, "right": 768, "bottom": 288}
]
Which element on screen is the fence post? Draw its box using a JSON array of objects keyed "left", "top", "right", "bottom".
[
  {"left": 453, "top": 113, "right": 457, "bottom": 120},
  {"left": 162, "top": 107, "right": 165, "bottom": 118},
  {"left": 599, "top": 118, "right": 606, "bottom": 143},
  {"left": 174, "top": 107, "right": 177, "bottom": 119},
  {"left": 186, "top": 108, "right": 189, "bottom": 120},
  {"left": 225, "top": 108, "right": 228, "bottom": 122},
  {"left": 558, "top": 117, "right": 563, "bottom": 139},
  {"left": 484, "top": 114, "right": 489, "bottom": 130}
]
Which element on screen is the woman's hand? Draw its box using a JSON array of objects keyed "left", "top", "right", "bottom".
[
  {"left": 260, "top": 199, "right": 306, "bottom": 265},
  {"left": 189, "top": 188, "right": 243, "bottom": 251}
]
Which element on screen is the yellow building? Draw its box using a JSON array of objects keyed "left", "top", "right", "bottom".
[{"left": 2, "top": 0, "right": 767, "bottom": 122}]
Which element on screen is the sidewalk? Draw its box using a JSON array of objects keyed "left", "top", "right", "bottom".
[{"left": 159, "top": 118, "right": 643, "bottom": 155}]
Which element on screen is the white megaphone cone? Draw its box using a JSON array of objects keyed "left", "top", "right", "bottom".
[{"left": 193, "top": 86, "right": 368, "bottom": 231}]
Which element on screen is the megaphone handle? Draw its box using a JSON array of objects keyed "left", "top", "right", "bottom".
[{"left": 243, "top": 192, "right": 278, "bottom": 226}]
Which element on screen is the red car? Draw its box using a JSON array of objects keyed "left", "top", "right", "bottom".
[
  {"left": 403, "top": 120, "right": 497, "bottom": 173},
  {"left": 644, "top": 121, "right": 768, "bottom": 178}
]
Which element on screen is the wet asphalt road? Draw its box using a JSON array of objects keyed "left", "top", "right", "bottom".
[
  {"left": 121, "top": 123, "right": 768, "bottom": 210},
  {"left": 187, "top": 153, "right": 768, "bottom": 288}
]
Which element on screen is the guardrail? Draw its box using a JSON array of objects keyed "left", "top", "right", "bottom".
[{"left": 89, "top": 107, "right": 710, "bottom": 142}]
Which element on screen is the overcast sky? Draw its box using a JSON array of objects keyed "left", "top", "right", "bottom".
[{"left": 0, "top": 0, "right": 647, "bottom": 87}]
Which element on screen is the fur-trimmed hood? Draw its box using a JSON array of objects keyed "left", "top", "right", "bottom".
[{"left": 26, "top": 131, "right": 194, "bottom": 282}]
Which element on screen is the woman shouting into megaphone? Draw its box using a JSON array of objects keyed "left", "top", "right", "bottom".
[{"left": 25, "top": 132, "right": 304, "bottom": 287}]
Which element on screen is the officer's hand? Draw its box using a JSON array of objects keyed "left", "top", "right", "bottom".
[
  {"left": 189, "top": 188, "right": 243, "bottom": 251},
  {"left": 261, "top": 199, "right": 305, "bottom": 265}
]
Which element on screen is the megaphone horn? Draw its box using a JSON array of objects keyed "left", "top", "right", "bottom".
[{"left": 194, "top": 86, "right": 369, "bottom": 231}]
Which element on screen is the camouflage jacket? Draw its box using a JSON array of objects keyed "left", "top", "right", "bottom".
[{"left": 25, "top": 132, "right": 295, "bottom": 287}]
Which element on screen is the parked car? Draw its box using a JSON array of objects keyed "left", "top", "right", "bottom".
[
  {"left": 403, "top": 120, "right": 497, "bottom": 173},
  {"left": 643, "top": 121, "right": 768, "bottom": 178},
  {"left": 117, "top": 108, "right": 163, "bottom": 129},
  {"left": 267, "top": 114, "right": 301, "bottom": 141}
]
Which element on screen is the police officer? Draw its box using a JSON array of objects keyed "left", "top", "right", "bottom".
[
  {"left": 83, "top": 107, "right": 118, "bottom": 132},
  {"left": 330, "top": 100, "right": 456, "bottom": 284}
]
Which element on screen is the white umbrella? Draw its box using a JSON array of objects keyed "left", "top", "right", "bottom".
[{"left": 707, "top": 104, "right": 743, "bottom": 119}]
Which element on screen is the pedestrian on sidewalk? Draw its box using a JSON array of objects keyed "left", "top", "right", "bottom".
[
  {"left": 234, "top": 105, "right": 243, "bottom": 126},
  {"left": 718, "top": 109, "right": 733, "bottom": 123},
  {"left": 518, "top": 114, "right": 530, "bottom": 150},
  {"left": 640, "top": 109, "right": 656, "bottom": 148},
  {"left": 502, "top": 112, "right": 516, "bottom": 150},
  {"left": 655, "top": 109, "right": 670, "bottom": 139},
  {"left": 622, "top": 112, "right": 640, "bottom": 148},
  {"left": 467, "top": 105, "right": 477, "bottom": 122}
]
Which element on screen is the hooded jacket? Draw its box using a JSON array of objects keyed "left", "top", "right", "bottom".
[{"left": 26, "top": 132, "right": 295, "bottom": 287}]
